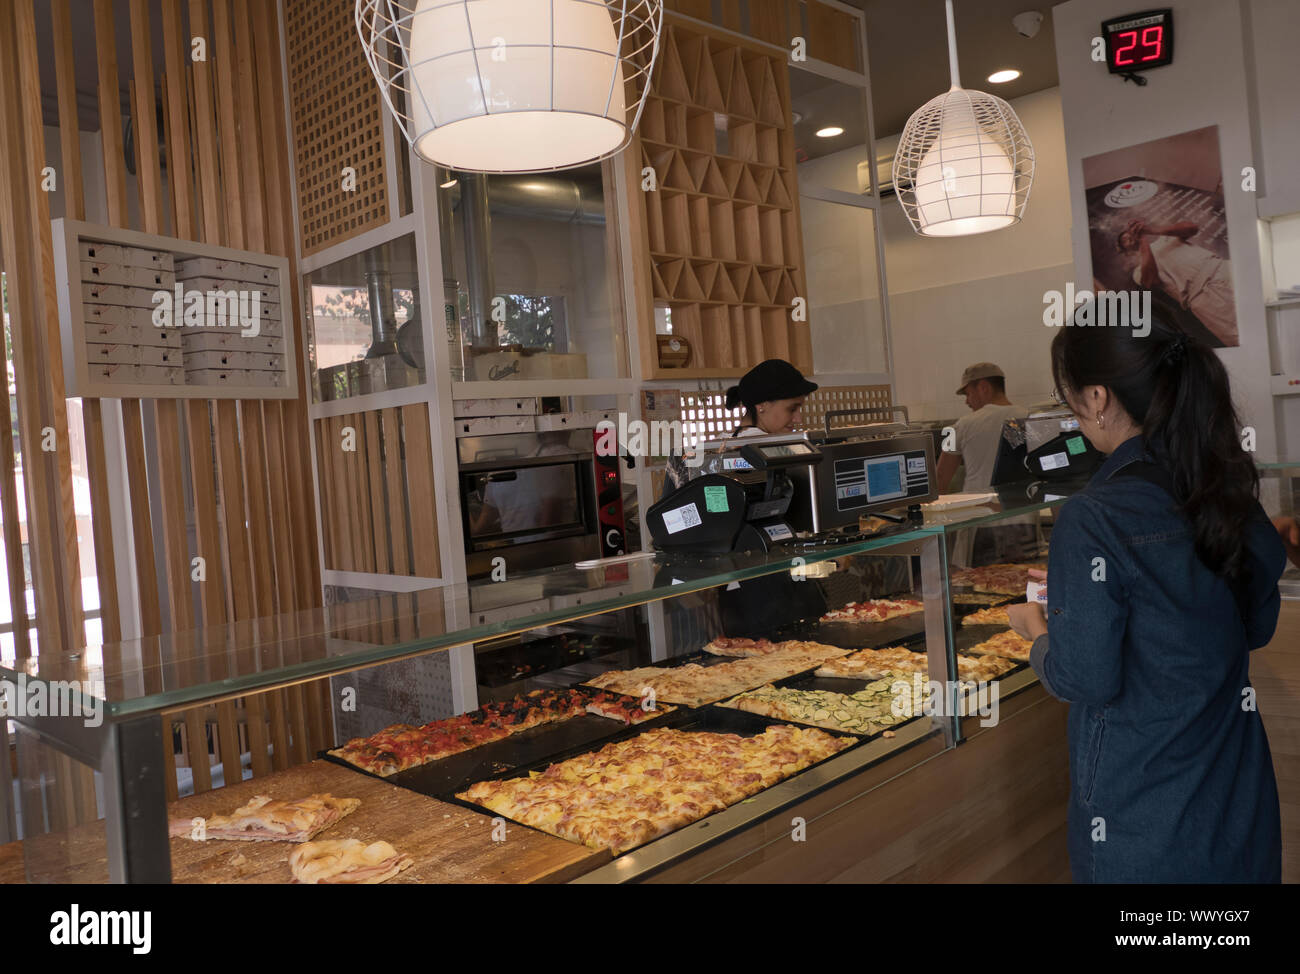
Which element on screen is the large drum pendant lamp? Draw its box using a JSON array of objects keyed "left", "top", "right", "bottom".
[
  {"left": 356, "top": 0, "right": 664, "bottom": 173},
  {"left": 894, "top": 0, "right": 1034, "bottom": 236}
]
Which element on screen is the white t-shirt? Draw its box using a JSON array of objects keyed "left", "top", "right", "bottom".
[{"left": 953, "top": 403, "right": 1022, "bottom": 491}]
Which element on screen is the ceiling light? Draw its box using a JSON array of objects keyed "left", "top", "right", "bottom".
[
  {"left": 895, "top": 0, "right": 1035, "bottom": 237},
  {"left": 357, "top": 0, "right": 664, "bottom": 173},
  {"left": 987, "top": 69, "right": 1021, "bottom": 84},
  {"left": 440, "top": 178, "right": 459, "bottom": 189},
  {"left": 815, "top": 126, "right": 844, "bottom": 138}
]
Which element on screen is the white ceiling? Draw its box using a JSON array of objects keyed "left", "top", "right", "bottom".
[{"left": 848, "top": 0, "right": 1061, "bottom": 138}]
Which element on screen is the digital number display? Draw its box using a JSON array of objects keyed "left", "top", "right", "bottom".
[
  {"left": 1103, "top": 8, "right": 1173, "bottom": 74},
  {"left": 759, "top": 442, "right": 813, "bottom": 458}
]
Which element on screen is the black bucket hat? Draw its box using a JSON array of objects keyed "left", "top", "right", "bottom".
[{"left": 725, "top": 359, "right": 818, "bottom": 410}]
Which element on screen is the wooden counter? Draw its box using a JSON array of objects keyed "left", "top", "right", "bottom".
[
  {"left": 1251, "top": 599, "right": 1300, "bottom": 883},
  {"left": 1, "top": 761, "right": 606, "bottom": 884},
  {"left": 2, "top": 599, "right": 1295, "bottom": 884}
]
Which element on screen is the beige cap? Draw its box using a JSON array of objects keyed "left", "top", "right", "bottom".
[{"left": 955, "top": 362, "right": 1005, "bottom": 395}]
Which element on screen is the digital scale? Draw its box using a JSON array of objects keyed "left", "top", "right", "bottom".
[{"left": 645, "top": 428, "right": 938, "bottom": 554}]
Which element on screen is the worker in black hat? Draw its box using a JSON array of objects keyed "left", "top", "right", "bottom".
[
  {"left": 725, "top": 358, "right": 819, "bottom": 438},
  {"left": 661, "top": 359, "right": 817, "bottom": 497},
  {"left": 657, "top": 360, "right": 824, "bottom": 643}
]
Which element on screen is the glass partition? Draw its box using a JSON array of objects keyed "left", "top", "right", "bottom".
[{"left": 304, "top": 233, "right": 425, "bottom": 403}]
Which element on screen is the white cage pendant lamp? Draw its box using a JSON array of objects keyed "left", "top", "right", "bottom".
[
  {"left": 356, "top": 0, "right": 664, "bottom": 173},
  {"left": 894, "top": 0, "right": 1034, "bottom": 236}
]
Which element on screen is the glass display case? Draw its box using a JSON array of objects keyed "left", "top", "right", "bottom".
[{"left": 2, "top": 489, "right": 1077, "bottom": 884}]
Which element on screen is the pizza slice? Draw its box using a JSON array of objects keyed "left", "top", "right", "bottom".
[
  {"left": 961, "top": 605, "right": 1012, "bottom": 627},
  {"left": 583, "top": 689, "right": 675, "bottom": 724},
  {"left": 965, "top": 628, "right": 1034, "bottom": 663},
  {"left": 702, "top": 637, "right": 849, "bottom": 661},
  {"left": 288, "top": 839, "right": 414, "bottom": 884},
  {"left": 819, "top": 597, "right": 924, "bottom": 624},
  {"left": 168, "top": 794, "right": 360, "bottom": 842}
]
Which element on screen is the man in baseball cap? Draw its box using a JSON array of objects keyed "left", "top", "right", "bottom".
[{"left": 937, "top": 362, "right": 1021, "bottom": 493}]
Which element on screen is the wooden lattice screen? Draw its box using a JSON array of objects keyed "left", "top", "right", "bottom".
[{"left": 285, "top": 0, "right": 390, "bottom": 254}]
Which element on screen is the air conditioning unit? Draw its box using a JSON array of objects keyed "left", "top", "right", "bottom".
[{"left": 867, "top": 133, "right": 904, "bottom": 197}]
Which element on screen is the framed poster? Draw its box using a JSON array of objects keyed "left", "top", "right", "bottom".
[{"left": 1082, "top": 125, "right": 1238, "bottom": 347}]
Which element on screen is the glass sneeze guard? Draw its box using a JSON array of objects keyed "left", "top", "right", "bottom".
[{"left": 1, "top": 525, "right": 943, "bottom": 718}]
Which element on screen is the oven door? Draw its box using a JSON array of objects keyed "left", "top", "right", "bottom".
[{"left": 460, "top": 457, "right": 596, "bottom": 555}]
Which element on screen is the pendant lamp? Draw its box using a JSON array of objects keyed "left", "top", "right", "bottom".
[
  {"left": 894, "top": 0, "right": 1034, "bottom": 236},
  {"left": 357, "top": 0, "right": 663, "bottom": 173}
]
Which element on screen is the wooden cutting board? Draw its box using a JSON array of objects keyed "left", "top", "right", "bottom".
[{"left": 166, "top": 760, "right": 608, "bottom": 884}]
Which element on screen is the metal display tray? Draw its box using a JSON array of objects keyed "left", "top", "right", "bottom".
[
  {"left": 320, "top": 698, "right": 675, "bottom": 799},
  {"left": 442, "top": 706, "right": 866, "bottom": 851}
]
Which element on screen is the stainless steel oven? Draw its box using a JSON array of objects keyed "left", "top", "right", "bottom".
[{"left": 457, "top": 428, "right": 613, "bottom": 577}]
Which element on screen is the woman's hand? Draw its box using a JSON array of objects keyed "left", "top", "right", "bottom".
[
  {"left": 1272, "top": 515, "right": 1300, "bottom": 569},
  {"left": 1007, "top": 602, "right": 1048, "bottom": 641}
]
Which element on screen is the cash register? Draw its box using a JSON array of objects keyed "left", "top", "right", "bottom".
[{"left": 645, "top": 428, "right": 938, "bottom": 554}]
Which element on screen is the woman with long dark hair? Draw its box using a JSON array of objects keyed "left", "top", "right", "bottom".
[{"left": 1007, "top": 313, "right": 1285, "bottom": 883}]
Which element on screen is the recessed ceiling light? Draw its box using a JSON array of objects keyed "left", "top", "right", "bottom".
[
  {"left": 815, "top": 126, "right": 844, "bottom": 138},
  {"left": 987, "top": 69, "right": 1022, "bottom": 84}
]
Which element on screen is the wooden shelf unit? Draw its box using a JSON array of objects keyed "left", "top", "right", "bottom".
[{"left": 632, "top": 21, "right": 811, "bottom": 378}]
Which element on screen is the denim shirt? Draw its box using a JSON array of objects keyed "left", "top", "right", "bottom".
[{"left": 1029, "top": 434, "right": 1285, "bottom": 883}]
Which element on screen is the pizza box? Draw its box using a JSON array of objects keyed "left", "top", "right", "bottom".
[
  {"left": 78, "top": 241, "right": 174, "bottom": 272},
  {"left": 444, "top": 706, "right": 864, "bottom": 855},
  {"left": 139, "top": 345, "right": 182, "bottom": 368},
  {"left": 83, "top": 320, "right": 143, "bottom": 346},
  {"left": 176, "top": 256, "right": 278, "bottom": 286},
  {"left": 185, "top": 367, "right": 287, "bottom": 389},
  {"left": 184, "top": 348, "right": 284, "bottom": 372},
  {"left": 138, "top": 326, "right": 183, "bottom": 349},
  {"left": 451, "top": 397, "right": 539, "bottom": 418},
  {"left": 83, "top": 303, "right": 158, "bottom": 330},
  {"left": 175, "top": 276, "right": 279, "bottom": 305},
  {"left": 533, "top": 409, "right": 618, "bottom": 432},
  {"left": 80, "top": 260, "right": 173, "bottom": 290},
  {"left": 454, "top": 414, "right": 536, "bottom": 437},
  {"left": 182, "top": 331, "right": 281, "bottom": 355},
  {"left": 91, "top": 363, "right": 183, "bottom": 385},
  {"left": 81, "top": 282, "right": 170, "bottom": 309},
  {"left": 321, "top": 689, "right": 678, "bottom": 801},
  {"left": 86, "top": 342, "right": 140, "bottom": 366}
]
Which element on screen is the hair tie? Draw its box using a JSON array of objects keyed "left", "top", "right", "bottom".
[{"left": 1162, "top": 333, "right": 1189, "bottom": 366}]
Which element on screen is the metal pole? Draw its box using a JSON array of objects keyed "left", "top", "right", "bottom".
[{"left": 945, "top": 0, "right": 962, "bottom": 90}]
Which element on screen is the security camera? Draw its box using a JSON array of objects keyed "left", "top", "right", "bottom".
[{"left": 1012, "top": 10, "right": 1044, "bottom": 38}]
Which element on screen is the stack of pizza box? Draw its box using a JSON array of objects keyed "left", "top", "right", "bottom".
[
  {"left": 79, "top": 240, "right": 183, "bottom": 386},
  {"left": 175, "top": 256, "right": 287, "bottom": 391}
]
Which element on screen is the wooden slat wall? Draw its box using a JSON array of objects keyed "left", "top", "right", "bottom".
[
  {"left": 0, "top": 0, "right": 333, "bottom": 808},
  {"left": 313, "top": 408, "right": 439, "bottom": 577}
]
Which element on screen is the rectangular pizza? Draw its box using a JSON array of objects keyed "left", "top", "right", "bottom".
[
  {"left": 815, "top": 646, "right": 1017, "bottom": 682},
  {"left": 586, "top": 647, "right": 846, "bottom": 707},
  {"left": 949, "top": 563, "right": 1046, "bottom": 596},
  {"left": 720, "top": 680, "right": 919, "bottom": 736},
  {"left": 819, "top": 597, "right": 925, "bottom": 624},
  {"left": 457, "top": 725, "right": 853, "bottom": 855},
  {"left": 328, "top": 687, "right": 671, "bottom": 777}
]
